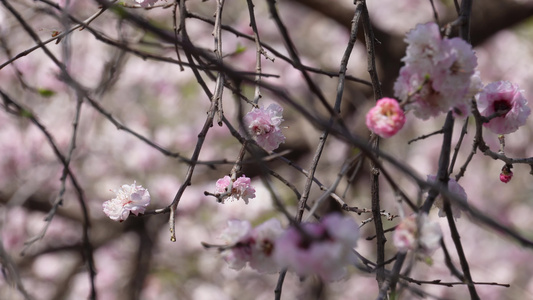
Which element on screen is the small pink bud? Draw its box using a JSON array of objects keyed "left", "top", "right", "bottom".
[{"left": 499, "top": 164, "right": 513, "bottom": 183}]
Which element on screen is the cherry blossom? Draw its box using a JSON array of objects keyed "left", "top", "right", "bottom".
[
  {"left": 249, "top": 218, "right": 284, "bottom": 274},
  {"left": 427, "top": 175, "right": 467, "bottom": 219},
  {"left": 393, "top": 214, "right": 442, "bottom": 255},
  {"left": 243, "top": 103, "right": 286, "bottom": 151},
  {"left": 103, "top": 182, "right": 151, "bottom": 222},
  {"left": 273, "top": 214, "right": 358, "bottom": 281},
  {"left": 217, "top": 218, "right": 283, "bottom": 273},
  {"left": 394, "top": 22, "right": 478, "bottom": 120},
  {"left": 215, "top": 175, "right": 256, "bottom": 204},
  {"left": 403, "top": 22, "right": 442, "bottom": 70},
  {"left": 365, "top": 98, "right": 406, "bottom": 138},
  {"left": 218, "top": 219, "right": 253, "bottom": 270},
  {"left": 476, "top": 81, "right": 531, "bottom": 134}
]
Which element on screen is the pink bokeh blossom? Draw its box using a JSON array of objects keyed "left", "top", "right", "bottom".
[
  {"left": 393, "top": 214, "right": 442, "bottom": 256},
  {"left": 219, "top": 219, "right": 253, "bottom": 270},
  {"left": 243, "top": 103, "right": 286, "bottom": 151},
  {"left": 215, "top": 175, "right": 256, "bottom": 204},
  {"left": 216, "top": 218, "right": 283, "bottom": 273},
  {"left": 273, "top": 214, "right": 358, "bottom": 281},
  {"left": 365, "top": 97, "right": 406, "bottom": 138},
  {"left": 249, "top": 218, "right": 284, "bottom": 274},
  {"left": 102, "top": 182, "right": 151, "bottom": 222},
  {"left": 476, "top": 81, "right": 531, "bottom": 134}
]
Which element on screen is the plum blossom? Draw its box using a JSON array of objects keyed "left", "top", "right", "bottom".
[
  {"left": 217, "top": 218, "right": 283, "bottom": 273},
  {"left": 403, "top": 22, "right": 442, "bottom": 70},
  {"left": 393, "top": 214, "right": 442, "bottom": 255},
  {"left": 249, "top": 218, "right": 284, "bottom": 273},
  {"left": 365, "top": 98, "right": 406, "bottom": 138},
  {"left": 500, "top": 164, "right": 513, "bottom": 183},
  {"left": 103, "top": 182, "right": 151, "bottom": 222},
  {"left": 215, "top": 175, "right": 256, "bottom": 204},
  {"left": 218, "top": 219, "right": 253, "bottom": 270},
  {"left": 273, "top": 214, "right": 358, "bottom": 281},
  {"left": 394, "top": 22, "right": 478, "bottom": 119},
  {"left": 427, "top": 175, "right": 467, "bottom": 219},
  {"left": 476, "top": 81, "right": 531, "bottom": 134},
  {"left": 243, "top": 103, "right": 285, "bottom": 151},
  {"left": 135, "top": 0, "right": 159, "bottom": 7}
]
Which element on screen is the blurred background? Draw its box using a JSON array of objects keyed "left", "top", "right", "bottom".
[{"left": 1, "top": 0, "right": 533, "bottom": 299}]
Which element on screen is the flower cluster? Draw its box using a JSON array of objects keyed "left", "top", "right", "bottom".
[
  {"left": 214, "top": 175, "right": 256, "bottom": 204},
  {"left": 393, "top": 22, "right": 480, "bottom": 119},
  {"left": 393, "top": 213, "right": 442, "bottom": 256},
  {"left": 211, "top": 214, "right": 359, "bottom": 281},
  {"left": 427, "top": 175, "right": 467, "bottom": 219},
  {"left": 243, "top": 103, "right": 286, "bottom": 152},
  {"left": 103, "top": 182, "right": 151, "bottom": 222},
  {"left": 218, "top": 218, "right": 283, "bottom": 273},
  {"left": 476, "top": 81, "right": 531, "bottom": 134},
  {"left": 365, "top": 97, "right": 406, "bottom": 138}
]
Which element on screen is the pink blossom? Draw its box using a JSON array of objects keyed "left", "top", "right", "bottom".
[
  {"left": 249, "top": 218, "right": 284, "bottom": 274},
  {"left": 135, "top": 0, "right": 159, "bottom": 7},
  {"left": 431, "top": 38, "right": 478, "bottom": 105},
  {"left": 273, "top": 214, "right": 358, "bottom": 281},
  {"left": 393, "top": 214, "right": 442, "bottom": 255},
  {"left": 394, "top": 22, "right": 478, "bottom": 119},
  {"left": 217, "top": 218, "right": 283, "bottom": 272},
  {"left": 403, "top": 22, "right": 443, "bottom": 69},
  {"left": 365, "top": 98, "right": 406, "bottom": 138},
  {"left": 102, "top": 182, "right": 151, "bottom": 222},
  {"left": 393, "top": 215, "right": 417, "bottom": 252},
  {"left": 215, "top": 175, "right": 256, "bottom": 204},
  {"left": 394, "top": 65, "right": 445, "bottom": 119},
  {"left": 243, "top": 103, "right": 286, "bottom": 151},
  {"left": 476, "top": 81, "right": 531, "bottom": 134},
  {"left": 218, "top": 219, "right": 253, "bottom": 270},
  {"left": 427, "top": 175, "right": 467, "bottom": 219}
]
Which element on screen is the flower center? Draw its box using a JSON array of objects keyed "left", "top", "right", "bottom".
[
  {"left": 493, "top": 100, "right": 511, "bottom": 115},
  {"left": 262, "top": 240, "right": 274, "bottom": 256},
  {"left": 251, "top": 123, "right": 273, "bottom": 135}
]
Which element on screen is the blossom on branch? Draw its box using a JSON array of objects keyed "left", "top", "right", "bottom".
[
  {"left": 393, "top": 22, "right": 478, "bottom": 119},
  {"left": 243, "top": 103, "right": 286, "bottom": 152},
  {"left": 273, "top": 214, "right": 358, "bottom": 281},
  {"left": 219, "top": 219, "right": 253, "bottom": 270},
  {"left": 215, "top": 175, "right": 256, "bottom": 204},
  {"left": 217, "top": 218, "right": 283, "bottom": 273},
  {"left": 103, "top": 182, "right": 151, "bottom": 222},
  {"left": 476, "top": 81, "right": 531, "bottom": 134},
  {"left": 365, "top": 97, "right": 406, "bottom": 138},
  {"left": 393, "top": 214, "right": 442, "bottom": 256},
  {"left": 249, "top": 218, "right": 284, "bottom": 274}
]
